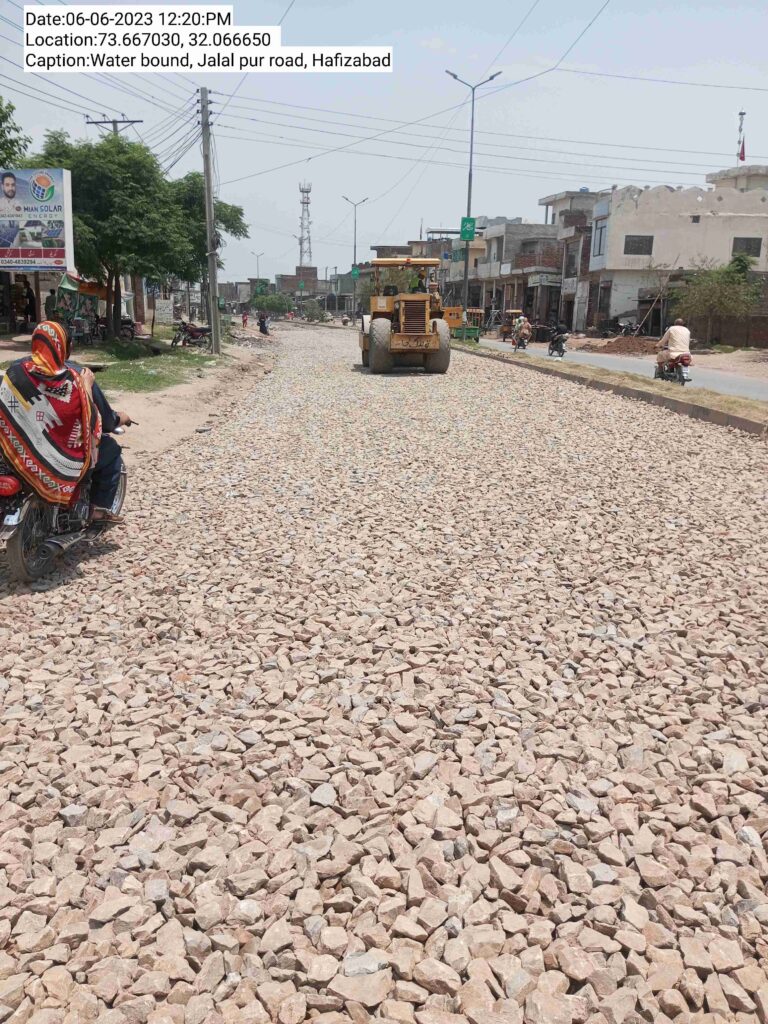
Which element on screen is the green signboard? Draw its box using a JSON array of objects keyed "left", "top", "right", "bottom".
[
  {"left": 351, "top": 266, "right": 360, "bottom": 280},
  {"left": 298, "top": 280, "right": 305, "bottom": 290},
  {"left": 460, "top": 216, "right": 476, "bottom": 241}
]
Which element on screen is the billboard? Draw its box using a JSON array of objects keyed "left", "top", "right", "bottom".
[{"left": 0, "top": 168, "right": 74, "bottom": 271}]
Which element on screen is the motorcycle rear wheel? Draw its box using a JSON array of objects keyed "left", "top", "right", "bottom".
[{"left": 6, "top": 499, "right": 55, "bottom": 582}]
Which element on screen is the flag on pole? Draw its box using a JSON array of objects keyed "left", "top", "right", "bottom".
[{"left": 739, "top": 137, "right": 746, "bottom": 162}]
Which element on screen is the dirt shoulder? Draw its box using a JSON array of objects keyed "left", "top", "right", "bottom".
[{"left": 106, "top": 334, "right": 275, "bottom": 460}]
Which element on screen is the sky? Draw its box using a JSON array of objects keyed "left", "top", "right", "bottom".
[{"left": 2, "top": 0, "right": 768, "bottom": 283}]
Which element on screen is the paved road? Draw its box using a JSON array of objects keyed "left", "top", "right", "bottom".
[
  {"left": 2, "top": 327, "right": 767, "bottom": 1023},
  {"left": 482, "top": 338, "right": 768, "bottom": 402}
]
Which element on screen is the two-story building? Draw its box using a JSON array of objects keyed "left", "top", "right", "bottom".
[{"left": 580, "top": 166, "right": 768, "bottom": 332}]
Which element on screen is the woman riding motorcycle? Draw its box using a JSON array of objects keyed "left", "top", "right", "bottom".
[{"left": 0, "top": 320, "right": 129, "bottom": 523}]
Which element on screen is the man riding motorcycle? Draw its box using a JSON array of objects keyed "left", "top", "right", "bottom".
[{"left": 656, "top": 318, "right": 691, "bottom": 369}]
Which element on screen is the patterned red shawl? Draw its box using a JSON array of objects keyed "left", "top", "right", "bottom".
[{"left": 0, "top": 321, "right": 101, "bottom": 505}]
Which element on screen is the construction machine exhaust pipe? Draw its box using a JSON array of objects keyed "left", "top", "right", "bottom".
[{"left": 40, "top": 531, "right": 87, "bottom": 559}]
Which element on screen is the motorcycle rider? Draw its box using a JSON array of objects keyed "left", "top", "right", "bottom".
[
  {"left": 72, "top": 366, "right": 132, "bottom": 524},
  {"left": 657, "top": 318, "right": 690, "bottom": 369}
]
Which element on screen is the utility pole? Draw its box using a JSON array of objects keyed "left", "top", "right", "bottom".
[
  {"left": 200, "top": 87, "right": 222, "bottom": 354},
  {"left": 86, "top": 116, "right": 143, "bottom": 136},
  {"left": 342, "top": 195, "right": 368, "bottom": 318},
  {"left": 446, "top": 69, "right": 501, "bottom": 327}
]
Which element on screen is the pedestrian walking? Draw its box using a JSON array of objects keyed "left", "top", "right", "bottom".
[
  {"left": 242, "top": 310, "right": 249, "bottom": 329},
  {"left": 258, "top": 312, "right": 269, "bottom": 336}
]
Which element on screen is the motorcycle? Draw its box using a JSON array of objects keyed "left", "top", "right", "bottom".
[
  {"left": 513, "top": 331, "right": 529, "bottom": 352},
  {"left": 172, "top": 320, "right": 213, "bottom": 350},
  {"left": 548, "top": 327, "right": 569, "bottom": 358},
  {"left": 0, "top": 426, "right": 131, "bottom": 582},
  {"left": 654, "top": 352, "right": 692, "bottom": 385},
  {"left": 96, "top": 316, "right": 136, "bottom": 342},
  {"left": 618, "top": 318, "right": 642, "bottom": 337}
]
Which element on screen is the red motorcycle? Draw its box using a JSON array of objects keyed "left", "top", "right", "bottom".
[
  {"left": 171, "top": 320, "right": 212, "bottom": 351},
  {"left": 654, "top": 352, "right": 692, "bottom": 385}
]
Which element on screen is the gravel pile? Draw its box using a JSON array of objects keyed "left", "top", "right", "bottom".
[{"left": 1, "top": 326, "right": 767, "bottom": 1024}]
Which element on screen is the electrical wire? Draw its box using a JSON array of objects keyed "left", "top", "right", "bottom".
[
  {"left": 214, "top": 110, "right": 721, "bottom": 171},
  {"left": 219, "top": 0, "right": 613, "bottom": 187},
  {"left": 556, "top": 67, "right": 768, "bottom": 93},
  {"left": 212, "top": 93, "right": 768, "bottom": 161},
  {"left": 211, "top": 0, "right": 298, "bottom": 128},
  {"left": 214, "top": 114, "right": 710, "bottom": 178},
  {"left": 0, "top": 71, "right": 91, "bottom": 117},
  {"left": 483, "top": 0, "right": 542, "bottom": 73},
  {"left": 214, "top": 131, "right": 703, "bottom": 187}
]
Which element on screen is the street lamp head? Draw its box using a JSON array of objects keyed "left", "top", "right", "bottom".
[
  {"left": 446, "top": 70, "right": 459, "bottom": 80},
  {"left": 342, "top": 195, "right": 351, "bottom": 203},
  {"left": 488, "top": 71, "right": 502, "bottom": 82}
]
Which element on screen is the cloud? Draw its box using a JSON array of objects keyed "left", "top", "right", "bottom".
[{"left": 420, "top": 35, "right": 457, "bottom": 53}]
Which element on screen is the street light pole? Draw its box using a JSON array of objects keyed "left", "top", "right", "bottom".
[
  {"left": 446, "top": 70, "right": 501, "bottom": 329},
  {"left": 343, "top": 195, "right": 368, "bottom": 321},
  {"left": 251, "top": 251, "right": 264, "bottom": 281}
]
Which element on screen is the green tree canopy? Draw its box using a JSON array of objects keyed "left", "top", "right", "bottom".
[
  {"left": 671, "top": 256, "right": 762, "bottom": 343},
  {"left": 168, "top": 172, "right": 248, "bottom": 283},
  {"left": 259, "top": 293, "right": 293, "bottom": 315},
  {"left": 0, "top": 96, "right": 30, "bottom": 164},
  {"left": 26, "top": 130, "right": 188, "bottom": 333}
]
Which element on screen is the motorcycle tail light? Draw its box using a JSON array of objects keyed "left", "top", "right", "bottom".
[
  {"left": 0, "top": 476, "right": 21, "bottom": 496},
  {"left": 680, "top": 354, "right": 692, "bottom": 365}
]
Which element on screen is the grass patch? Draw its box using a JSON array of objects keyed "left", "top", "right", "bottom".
[
  {"left": 73, "top": 338, "right": 217, "bottom": 394},
  {"left": 454, "top": 343, "right": 768, "bottom": 427}
]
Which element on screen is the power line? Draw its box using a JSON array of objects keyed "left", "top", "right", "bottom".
[
  {"left": 0, "top": 71, "right": 91, "bottom": 118},
  {"left": 556, "top": 67, "right": 768, "bottom": 93},
  {"left": 214, "top": 131, "right": 703, "bottom": 188},
  {"left": 484, "top": 0, "right": 542, "bottom": 73},
  {"left": 215, "top": 114, "right": 711, "bottom": 178},
  {"left": 212, "top": 0, "right": 298, "bottom": 128},
  {"left": 215, "top": 109, "right": 723, "bottom": 171},
  {"left": 214, "top": 93, "right": 766, "bottom": 160}
]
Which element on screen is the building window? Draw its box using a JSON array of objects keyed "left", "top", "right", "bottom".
[
  {"left": 732, "top": 237, "right": 762, "bottom": 257},
  {"left": 691, "top": 215, "right": 700, "bottom": 223},
  {"left": 520, "top": 240, "right": 538, "bottom": 254},
  {"left": 592, "top": 221, "right": 607, "bottom": 257},
  {"left": 623, "top": 235, "right": 654, "bottom": 256}
]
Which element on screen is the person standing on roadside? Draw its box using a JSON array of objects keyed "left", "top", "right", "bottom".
[{"left": 242, "top": 309, "right": 249, "bottom": 329}]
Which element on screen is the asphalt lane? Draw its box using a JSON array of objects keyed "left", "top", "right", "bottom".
[{"left": 481, "top": 340, "right": 768, "bottom": 402}]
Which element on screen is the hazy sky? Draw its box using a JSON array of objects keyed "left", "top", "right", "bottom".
[{"left": 2, "top": 0, "right": 767, "bottom": 282}]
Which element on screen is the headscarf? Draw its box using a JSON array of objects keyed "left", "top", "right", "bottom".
[{"left": 0, "top": 321, "right": 101, "bottom": 505}]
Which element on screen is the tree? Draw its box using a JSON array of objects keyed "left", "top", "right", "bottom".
[
  {"left": 0, "top": 96, "right": 30, "bottom": 164},
  {"left": 301, "top": 298, "right": 326, "bottom": 322},
  {"left": 28, "top": 131, "right": 187, "bottom": 336},
  {"left": 168, "top": 172, "right": 248, "bottom": 283},
  {"left": 259, "top": 293, "right": 293, "bottom": 315},
  {"left": 671, "top": 255, "right": 762, "bottom": 343}
]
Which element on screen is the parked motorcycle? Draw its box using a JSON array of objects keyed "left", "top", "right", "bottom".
[
  {"left": 172, "top": 320, "right": 213, "bottom": 351},
  {"left": 0, "top": 426, "right": 132, "bottom": 582},
  {"left": 96, "top": 316, "right": 136, "bottom": 342},
  {"left": 654, "top": 353, "right": 692, "bottom": 385}
]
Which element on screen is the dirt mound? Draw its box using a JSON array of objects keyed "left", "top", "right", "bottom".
[{"left": 584, "top": 334, "right": 658, "bottom": 356}]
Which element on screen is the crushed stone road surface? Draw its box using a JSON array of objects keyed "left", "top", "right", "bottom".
[{"left": 2, "top": 325, "right": 768, "bottom": 1024}]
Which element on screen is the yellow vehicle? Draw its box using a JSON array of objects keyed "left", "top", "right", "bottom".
[
  {"left": 359, "top": 257, "right": 450, "bottom": 374},
  {"left": 500, "top": 308, "right": 523, "bottom": 342}
]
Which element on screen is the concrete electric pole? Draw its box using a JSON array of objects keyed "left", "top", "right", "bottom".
[
  {"left": 200, "top": 88, "right": 222, "bottom": 355},
  {"left": 86, "top": 116, "right": 144, "bottom": 136},
  {"left": 342, "top": 195, "right": 368, "bottom": 320}
]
